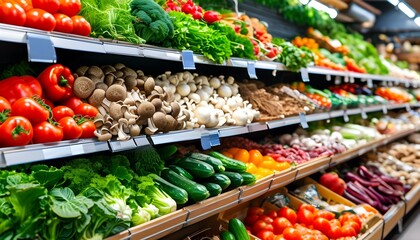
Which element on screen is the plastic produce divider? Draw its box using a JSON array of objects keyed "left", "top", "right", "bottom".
[
  {"left": 270, "top": 168, "right": 298, "bottom": 190},
  {"left": 26, "top": 33, "right": 56, "bottom": 63},
  {"left": 182, "top": 50, "right": 196, "bottom": 70},
  {"left": 108, "top": 139, "right": 137, "bottom": 152},
  {"left": 247, "top": 61, "right": 258, "bottom": 79},
  {"left": 103, "top": 43, "right": 143, "bottom": 57},
  {"left": 238, "top": 175, "right": 273, "bottom": 202}
]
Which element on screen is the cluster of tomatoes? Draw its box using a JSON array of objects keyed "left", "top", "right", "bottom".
[
  {"left": 0, "top": 64, "right": 98, "bottom": 148},
  {"left": 165, "top": 0, "right": 221, "bottom": 24},
  {"left": 222, "top": 148, "right": 291, "bottom": 179},
  {"left": 243, "top": 204, "right": 362, "bottom": 240},
  {"left": 0, "top": 0, "right": 91, "bottom": 36}
]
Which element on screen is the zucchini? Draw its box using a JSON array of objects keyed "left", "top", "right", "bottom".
[
  {"left": 221, "top": 172, "right": 243, "bottom": 189},
  {"left": 220, "top": 230, "right": 236, "bottom": 240},
  {"left": 228, "top": 218, "right": 250, "bottom": 240},
  {"left": 156, "top": 145, "right": 178, "bottom": 161},
  {"left": 150, "top": 173, "right": 188, "bottom": 205},
  {"left": 239, "top": 172, "right": 256, "bottom": 185},
  {"left": 202, "top": 182, "right": 222, "bottom": 197},
  {"left": 160, "top": 168, "right": 210, "bottom": 202},
  {"left": 208, "top": 151, "right": 247, "bottom": 172},
  {"left": 168, "top": 165, "right": 194, "bottom": 180},
  {"left": 175, "top": 157, "right": 215, "bottom": 178},
  {"left": 187, "top": 153, "right": 226, "bottom": 172},
  {"left": 208, "top": 173, "right": 231, "bottom": 190}
]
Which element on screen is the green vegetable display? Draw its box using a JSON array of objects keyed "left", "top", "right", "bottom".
[
  {"left": 130, "top": 0, "right": 174, "bottom": 44},
  {"left": 274, "top": 40, "right": 314, "bottom": 72},
  {"left": 165, "top": 11, "right": 232, "bottom": 63},
  {"left": 80, "top": 0, "right": 144, "bottom": 44}
]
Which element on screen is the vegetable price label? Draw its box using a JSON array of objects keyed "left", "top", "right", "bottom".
[
  {"left": 382, "top": 104, "right": 388, "bottom": 114},
  {"left": 367, "top": 79, "right": 373, "bottom": 88},
  {"left": 247, "top": 62, "right": 258, "bottom": 79},
  {"left": 361, "top": 108, "right": 368, "bottom": 119},
  {"left": 326, "top": 74, "right": 331, "bottom": 81},
  {"left": 299, "top": 113, "right": 309, "bottom": 129},
  {"left": 406, "top": 104, "right": 411, "bottom": 112},
  {"left": 200, "top": 130, "right": 220, "bottom": 150},
  {"left": 181, "top": 50, "right": 196, "bottom": 70},
  {"left": 26, "top": 33, "right": 57, "bottom": 63},
  {"left": 343, "top": 110, "right": 349, "bottom": 122},
  {"left": 300, "top": 68, "right": 309, "bottom": 82},
  {"left": 405, "top": 81, "right": 410, "bottom": 88}
]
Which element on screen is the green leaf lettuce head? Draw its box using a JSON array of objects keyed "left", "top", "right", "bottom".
[
  {"left": 130, "top": 0, "right": 174, "bottom": 44},
  {"left": 80, "top": 0, "right": 145, "bottom": 44}
]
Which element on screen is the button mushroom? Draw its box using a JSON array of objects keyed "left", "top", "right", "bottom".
[
  {"left": 106, "top": 84, "right": 127, "bottom": 102},
  {"left": 73, "top": 76, "right": 95, "bottom": 99},
  {"left": 94, "top": 128, "right": 113, "bottom": 141},
  {"left": 137, "top": 101, "right": 156, "bottom": 119},
  {"left": 88, "top": 89, "right": 106, "bottom": 107}
]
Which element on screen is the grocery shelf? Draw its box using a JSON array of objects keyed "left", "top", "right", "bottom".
[
  {"left": 404, "top": 182, "right": 420, "bottom": 215},
  {"left": 105, "top": 127, "right": 418, "bottom": 240},
  {"left": 0, "top": 24, "right": 419, "bottom": 86},
  {"left": 0, "top": 103, "right": 416, "bottom": 168}
]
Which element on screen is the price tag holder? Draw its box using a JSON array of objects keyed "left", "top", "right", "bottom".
[
  {"left": 343, "top": 109, "right": 349, "bottom": 122},
  {"left": 300, "top": 68, "right": 309, "bottom": 82},
  {"left": 405, "top": 81, "right": 410, "bottom": 88},
  {"left": 406, "top": 103, "right": 411, "bottom": 112},
  {"left": 299, "top": 113, "right": 309, "bottom": 129},
  {"left": 181, "top": 50, "right": 196, "bottom": 70},
  {"left": 361, "top": 107, "right": 368, "bottom": 119},
  {"left": 344, "top": 75, "right": 349, "bottom": 83},
  {"left": 367, "top": 79, "right": 373, "bottom": 88},
  {"left": 334, "top": 76, "right": 341, "bottom": 85},
  {"left": 108, "top": 139, "right": 137, "bottom": 152},
  {"left": 26, "top": 33, "right": 56, "bottom": 63},
  {"left": 350, "top": 76, "right": 355, "bottom": 83},
  {"left": 382, "top": 104, "right": 388, "bottom": 114},
  {"left": 247, "top": 62, "right": 258, "bottom": 79},
  {"left": 326, "top": 74, "right": 331, "bottom": 81},
  {"left": 200, "top": 130, "right": 220, "bottom": 150}
]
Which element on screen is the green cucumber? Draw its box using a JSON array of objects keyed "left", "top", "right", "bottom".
[
  {"left": 239, "top": 172, "right": 256, "bottom": 185},
  {"left": 208, "top": 151, "right": 247, "bottom": 172},
  {"left": 221, "top": 172, "right": 243, "bottom": 189},
  {"left": 188, "top": 153, "right": 225, "bottom": 172},
  {"left": 160, "top": 168, "right": 210, "bottom": 203},
  {"left": 208, "top": 173, "right": 231, "bottom": 190},
  {"left": 149, "top": 173, "right": 188, "bottom": 205},
  {"left": 168, "top": 165, "right": 194, "bottom": 180},
  {"left": 228, "top": 218, "right": 250, "bottom": 240},
  {"left": 157, "top": 145, "right": 178, "bottom": 161},
  {"left": 175, "top": 157, "right": 215, "bottom": 178},
  {"left": 202, "top": 182, "right": 222, "bottom": 197},
  {"left": 220, "top": 230, "right": 236, "bottom": 240}
]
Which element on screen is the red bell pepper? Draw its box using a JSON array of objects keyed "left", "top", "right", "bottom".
[
  {"left": 37, "top": 64, "right": 75, "bottom": 102},
  {"left": 0, "top": 75, "right": 43, "bottom": 105}
]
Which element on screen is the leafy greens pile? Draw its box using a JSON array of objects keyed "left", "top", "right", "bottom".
[
  {"left": 80, "top": 0, "right": 145, "bottom": 44},
  {"left": 272, "top": 38, "right": 314, "bottom": 72},
  {"left": 0, "top": 147, "right": 175, "bottom": 239}
]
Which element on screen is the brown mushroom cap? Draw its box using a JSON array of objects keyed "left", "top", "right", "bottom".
[
  {"left": 104, "top": 74, "right": 115, "bottom": 86},
  {"left": 129, "top": 125, "right": 141, "bottom": 136},
  {"left": 86, "top": 66, "right": 104, "bottom": 81},
  {"left": 165, "top": 115, "right": 177, "bottom": 131},
  {"left": 151, "top": 98, "right": 162, "bottom": 111},
  {"left": 109, "top": 102, "right": 124, "bottom": 120},
  {"left": 137, "top": 102, "right": 156, "bottom": 119},
  {"left": 75, "top": 66, "right": 89, "bottom": 76},
  {"left": 106, "top": 84, "right": 127, "bottom": 102},
  {"left": 153, "top": 112, "right": 168, "bottom": 130},
  {"left": 121, "top": 67, "right": 137, "bottom": 78},
  {"left": 88, "top": 89, "right": 106, "bottom": 107},
  {"left": 144, "top": 77, "right": 155, "bottom": 95},
  {"left": 95, "top": 82, "right": 108, "bottom": 91},
  {"left": 124, "top": 76, "right": 137, "bottom": 91},
  {"left": 114, "top": 63, "right": 125, "bottom": 70},
  {"left": 73, "top": 76, "right": 95, "bottom": 99},
  {"left": 170, "top": 102, "right": 181, "bottom": 117},
  {"left": 114, "top": 71, "right": 124, "bottom": 78},
  {"left": 101, "top": 65, "right": 116, "bottom": 75}
]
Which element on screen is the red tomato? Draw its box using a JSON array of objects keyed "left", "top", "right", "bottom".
[
  {"left": 79, "top": 120, "right": 95, "bottom": 138},
  {"left": 58, "top": 116, "right": 82, "bottom": 140},
  {"left": 52, "top": 106, "right": 74, "bottom": 121},
  {"left": 0, "top": 116, "right": 33, "bottom": 147},
  {"left": 298, "top": 204, "right": 316, "bottom": 213},
  {"left": 327, "top": 225, "right": 342, "bottom": 239},
  {"left": 13, "top": 0, "right": 32, "bottom": 11},
  {"left": 312, "top": 217, "right": 331, "bottom": 236},
  {"left": 0, "top": 96, "right": 11, "bottom": 120},
  {"left": 339, "top": 213, "right": 361, "bottom": 230},
  {"left": 273, "top": 235, "right": 286, "bottom": 240},
  {"left": 74, "top": 103, "right": 98, "bottom": 118},
  {"left": 0, "top": 0, "right": 26, "bottom": 26},
  {"left": 53, "top": 13, "right": 73, "bottom": 33},
  {"left": 267, "top": 210, "right": 278, "bottom": 219},
  {"left": 252, "top": 220, "right": 274, "bottom": 235},
  {"left": 248, "top": 207, "right": 265, "bottom": 216},
  {"left": 244, "top": 214, "right": 260, "bottom": 226},
  {"left": 343, "top": 221, "right": 361, "bottom": 234},
  {"left": 257, "top": 230, "right": 275, "bottom": 240},
  {"left": 341, "top": 224, "right": 357, "bottom": 237},
  {"left": 314, "top": 210, "right": 335, "bottom": 221},
  {"left": 33, "top": 121, "right": 63, "bottom": 143},
  {"left": 11, "top": 97, "right": 50, "bottom": 125},
  {"left": 59, "top": 96, "right": 82, "bottom": 111},
  {"left": 282, "top": 227, "right": 302, "bottom": 240},
  {"left": 272, "top": 217, "right": 292, "bottom": 235},
  {"left": 71, "top": 15, "right": 91, "bottom": 36},
  {"left": 330, "top": 219, "right": 341, "bottom": 228},
  {"left": 32, "top": 0, "right": 60, "bottom": 14},
  {"left": 297, "top": 209, "right": 314, "bottom": 226},
  {"left": 42, "top": 98, "right": 55, "bottom": 110},
  {"left": 259, "top": 215, "right": 274, "bottom": 223},
  {"left": 59, "top": 0, "right": 81, "bottom": 17},
  {"left": 25, "top": 8, "right": 56, "bottom": 31},
  {"left": 277, "top": 207, "right": 297, "bottom": 225}
]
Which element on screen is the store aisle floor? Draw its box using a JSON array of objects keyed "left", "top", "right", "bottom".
[{"left": 385, "top": 203, "right": 420, "bottom": 240}]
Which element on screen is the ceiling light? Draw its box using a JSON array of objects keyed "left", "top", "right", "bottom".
[
  {"left": 415, "top": 16, "right": 420, "bottom": 27},
  {"left": 398, "top": 2, "right": 416, "bottom": 18},
  {"left": 387, "top": 0, "right": 399, "bottom": 6}
]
